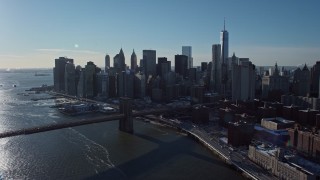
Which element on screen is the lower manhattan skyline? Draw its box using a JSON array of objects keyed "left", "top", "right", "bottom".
[
  {"left": 2, "top": 1, "right": 320, "bottom": 179},
  {"left": 0, "top": 0, "right": 319, "bottom": 68}
]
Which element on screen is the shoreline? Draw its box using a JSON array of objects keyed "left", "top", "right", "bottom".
[
  {"left": 139, "top": 117, "right": 258, "bottom": 180},
  {"left": 43, "top": 91, "right": 259, "bottom": 179}
]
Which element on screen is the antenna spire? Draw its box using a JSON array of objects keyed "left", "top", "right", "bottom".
[{"left": 224, "top": 17, "right": 225, "bottom": 31}]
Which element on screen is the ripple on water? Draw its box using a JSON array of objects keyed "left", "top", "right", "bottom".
[{"left": 60, "top": 128, "right": 127, "bottom": 178}]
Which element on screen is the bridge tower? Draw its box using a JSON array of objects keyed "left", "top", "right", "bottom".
[{"left": 119, "top": 97, "right": 134, "bottom": 133}]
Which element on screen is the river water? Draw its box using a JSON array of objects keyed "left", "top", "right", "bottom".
[{"left": 0, "top": 69, "right": 243, "bottom": 179}]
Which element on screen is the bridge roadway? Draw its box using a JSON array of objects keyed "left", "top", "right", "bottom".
[{"left": 0, "top": 106, "right": 190, "bottom": 139}]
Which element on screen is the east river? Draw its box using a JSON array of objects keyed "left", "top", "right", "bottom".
[{"left": 0, "top": 69, "right": 244, "bottom": 179}]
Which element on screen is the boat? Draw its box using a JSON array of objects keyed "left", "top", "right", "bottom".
[
  {"left": 35, "top": 72, "right": 50, "bottom": 76},
  {"left": 12, "top": 84, "right": 17, "bottom": 87}
]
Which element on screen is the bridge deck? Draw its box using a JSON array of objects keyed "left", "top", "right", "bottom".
[
  {"left": 0, "top": 106, "right": 193, "bottom": 139},
  {"left": 0, "top": 114, "right": 124, "bottom": 138}
]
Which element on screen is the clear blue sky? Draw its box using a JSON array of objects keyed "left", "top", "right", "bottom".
[{"left": 0, "top": 0, "right": 319, "bottom": 68}]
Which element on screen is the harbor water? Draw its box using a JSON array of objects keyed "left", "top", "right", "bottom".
[{"left": 0, "top": 69, "right": 243, "bottom": 179}]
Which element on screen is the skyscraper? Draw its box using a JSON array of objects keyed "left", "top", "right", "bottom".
[
  {"left": 220, "top": 20, "right": 229, "bottom": 95},
  {"left": 143, "top": 50, "right": 156, "bottom": 78},
  {"left": 117, "top": 71, "right": 134, "bottom": 98},
  {"left": 310, "top": 61, "right": 320, "bottom": 97},
  {"left": 96, "top": 72, "right": 109, "bottom": 98},
  {"left": 175, "top": 55, "right": 188, "bottom": 79},
  {"left": 53, "top": 57, "right": 74, "bottom": 92},
  {"left": 292, "top": 64, "right": 310, "bottom": 97},
  {"left": 182, "top": 46, "right": 193, "bottom": 69},
  {"left": 113, "top": 48, "right": 126, "bottom": 73},
  {"left": 77, "top": 68, "right": 85, "bottom": 97},
  {"left": 105, "top": 54, "right": 110, "bottom": 72},
  {"left": 262, "top": 63, "right": 289, "bottom": 100},
  {"left": 64, "top": 62, "right": 76, "bottom": 96},
  {"left": 220, "top": 19, "right": 229, "bottom": 66},
  {"left": 231, "top": 58, "right": 255, "bottom": 101},
  {"left": 134, "top": 73, "right": 146, "bottom": 98},
  {"left": 210, "top": 44, "right": 221, "bottom": 93},
  {"left": 131, "top": 49, "right": 137, "bottom": 72},
  {"left": 85, "top": 61, "right": 99, "bottom": 98},
  {"left": 201, "top": 62, "right": 208, "bottom": 72},
  {"left": 157, "top": 57, "right": 171, "bottom": 77}
]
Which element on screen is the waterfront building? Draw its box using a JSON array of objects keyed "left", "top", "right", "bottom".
[
  {"left": 85, "top": 61, "right": 99, "bottom": 98},
  {"left": 175, "top": 54, "right": 188, "bottom": 79},
  {"left": 210, "top": 44, "right": 222, "bottom": 93},
  {"left": 54, "top": 57, "right": 74, "bottom": 92},
  {"left": 75, "top": 65, "right": 82, "bottom": 96},
  {"left": 143, "top": 50, "right": 156, "bottom": 78},
  {"left": 105, "top": 54, "right": 110, "bottom": 72},
  {"left": 130, "top": 49, "right": 137, "bottom": 72},
  {"left": 248, "top": 145, "right": 318, "bottom": 180},
  {"left": 182, "top": 46, "right": 193, "bottom": 69},
  {"left": 231, "top": 58, "right": 255, "bottom": 101},
  {"left": 292, "top": 64, "right": 310, "bottom": 96},
  {"left": 113, "top": 48, "right": 126, "bottom": 73},
  {"left": 77, "top": 68, "right": 85, "bottom": 97},
  {"left": 64, "top": 62, "right": 76, "bottom": 96},
  {"left": 262, "top": 63, "right": 289, "bottom": 100}
]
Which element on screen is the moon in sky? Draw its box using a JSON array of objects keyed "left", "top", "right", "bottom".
[{"left": 74, "top": 44, "right": 79, "bottom": 48}]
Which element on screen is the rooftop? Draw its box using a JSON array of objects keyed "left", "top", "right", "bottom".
[
  {"left": 254, "top": 125, "right": 289, "bottom": 136},
  {"left": 286, "top": 155, "right": 320, "bottom": 175},
  {"left": 262, "top": 117, "right": 295, "bottom": 125}
]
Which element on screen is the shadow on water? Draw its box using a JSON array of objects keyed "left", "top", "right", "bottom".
[{"left": 86, "top": 132, "right": 239, "bottom": 180}]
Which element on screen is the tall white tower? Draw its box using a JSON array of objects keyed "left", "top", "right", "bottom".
[
  {"left": 220, "top": 19, "right": 229, "bottom": 65},
  {"left": 220, "top": 19, "right": 229, "bottom": 95}
]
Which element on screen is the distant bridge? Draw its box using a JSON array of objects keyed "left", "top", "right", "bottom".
[{"left": 0, "top": 98, "right": 192, "bottom": 138}]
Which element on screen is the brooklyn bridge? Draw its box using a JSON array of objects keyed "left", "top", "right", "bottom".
[{"left": 0, "top": 97, "right": 191, "bottom": 138}]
